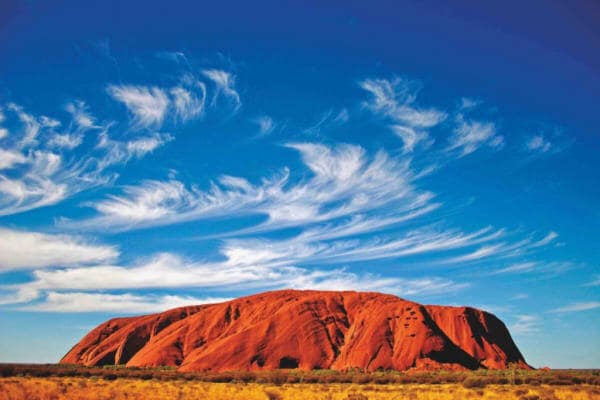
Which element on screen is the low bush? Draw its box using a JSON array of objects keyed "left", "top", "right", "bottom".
[
  {"left": 462, "top": 377, "right": 487, "bottom": 388},
  {"left": 263, "top": 389, "right": 282, "bottom": 400},
  {"left": 346, "top": 394, "right": 369, "bottom": 400},
  {"left": 103, "top": 373, "right": 118, "bottom": 381},
  {"left": 352, "top": 375, "right": 371, "bottom": 384},
  {"left": 519, "top": 395, "right": 540, "bottom": 400},
  {"left": 373, "top": 375, "right": 393, "bottom": 384}
]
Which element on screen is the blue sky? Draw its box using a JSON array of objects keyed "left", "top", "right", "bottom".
[{"left": 0, "top": 0, "right": 598, "bottom": 368}]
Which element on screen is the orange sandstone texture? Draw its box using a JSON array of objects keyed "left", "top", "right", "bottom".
[{"left": 61, "top": 290, "right": 530, "bottom": 372}]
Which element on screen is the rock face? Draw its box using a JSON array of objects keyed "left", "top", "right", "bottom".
[{"left": 61, "top": 290, "right": 529, "bottom": 372}]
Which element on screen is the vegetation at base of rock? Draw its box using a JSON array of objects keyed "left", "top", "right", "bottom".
[{"left": 0, "top": 364, "right": 598, "bottom": 386}]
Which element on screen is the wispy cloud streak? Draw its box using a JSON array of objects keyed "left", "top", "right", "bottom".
[
  {"left": 107, "top": 85, "right": 170, "bottom": 129},
  {"left": 67, "top": 142, "right": 435, "bottom": 233},
  {"left": 511, "top": 315, "right": 540, "bottom": 335},
  {"left": 1, "top": 250, "right": 467, "bottom": 310},
  {"left": 447, "top": 114, "right": 504, "bottom": 156},
  {"left": 0, "top": 228, "right": 118, "bottom": 270},
  {"left": 0, "top": 64, "right": 569, "bottom": 316},
  {"left": 551, "top": 302, "right": 600, "bottom": 313},
  {"left": 203, "top": 69, "right": 241, "bottom": 111},
  {"left": 20, "top": 292, "right": 229, "bottom": 313},
  {"left": 0, "top": 62, "right": 238, "bottom": 216},
  {"left": 360, "top": 77, "right": 446, "bottom": 152}
]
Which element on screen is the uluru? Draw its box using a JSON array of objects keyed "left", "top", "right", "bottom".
[{"left": 61, "top": 290, "right": 530, "bottom": 372}]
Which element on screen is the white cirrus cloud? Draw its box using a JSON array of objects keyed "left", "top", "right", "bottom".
[
  {"left": 70, "top": 142, "right": 434, "bottom": 232},
  {"left": 493, "top": 262, "right": 538, "bottom": 275},
  {"left": 531, "top": 231, "right": 558, "bottom": 247},
  {"left": 107, "top": 85, "right": 170, "bottom": 129},
  {"left": 459, "top": 97, "right": 481, "bottom": 110},
  {"left": 390, "top": 125, "right": 429, "bottom": 153},
  {"left": 20, "top": 291, "right": 230, "bottom": 313},
  {"left": 0, "top": 149, "right": 27, "bottom": 170},
  {"left": 65, "top": 100, "right": 97, "bottom": 130},
  {"left": 551, "top": 301, "right": 600, "bottom": 313},
  {"left": 96, "top": 131, "right": 173, "bottom": 168},
  {"left": 441, "top": 230, "right": 560, "bottom": 266},
  {"left": 448, "top": 114, "right": 504, "bottom": 156},
  {"left": 360, "top": 77, "right": 446, "bottom": 152},
  {"left": 47, "top": 133, "right": 83, "bottom": 149},
  {"left": 1, "top": 248, "right": 468, "bottom": 311},
  {"left": 254, "top": 115, "right": 275, "bottom": 136},
  {"left": 0, "top": 150, "right": 70, "bottom": 216},
  {"left": 0, "top": 61, "right": 241, "bottom": 217},
  {"left": 510, "top": 314, "right": 540, "bottom": 335},
  {"left": 170, "top": 84, "right": 206, "bottom": 122},
  {"left": 584, "top": 276, "right": 600, "bottom": 287},
  {"left": 0, "top": 97, "right": 176, "bottom": 217},
  {"left": 9, "top": 221, "right": 507, "bottom": 307},
  {"left": 126, "top": 134, "right": 171, "bottom": 157},
  {"left": 526, "top": 134, "right": 552, "bottom": 153},
  {"left": 92, "top": 180, "right": 197, "bottom": 222},
  {"left": 46, "top": 101, "right": 99, "bottom": 150},
  {"left": 62, "top": 141, "right": 557, "bottom": 278},
  {"left": 302, "top": 108, "right": 349, "bottom": 136},
  {"left": 7, "top": 103, "right": 60, "bottom": 149},
  {"left": 442, "top": 243, "right": 506, "bottom": 263},
  {"left": 203, "top": 69, "right": 241, "bottom": 111},
  {"left": 108, "top": 74, "right": 215, "bottom": 129},
  {"left": 0, "top": 227, "right": 118, "bottom": 270}
]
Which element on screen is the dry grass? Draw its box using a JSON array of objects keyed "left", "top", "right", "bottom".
[
  {"left": 0, "top": 365, "right": 598, "bottom": 400},
  {"left": 0, "top": 377, "right": 599, "bottom": 400}
]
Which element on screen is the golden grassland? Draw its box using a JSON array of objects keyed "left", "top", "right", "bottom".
[
  {"left": 0, "top": 365, "right": 598, "bottom": 400},
  {"left": 1, "top": 377, "right": 599, "bottom": 400}
]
